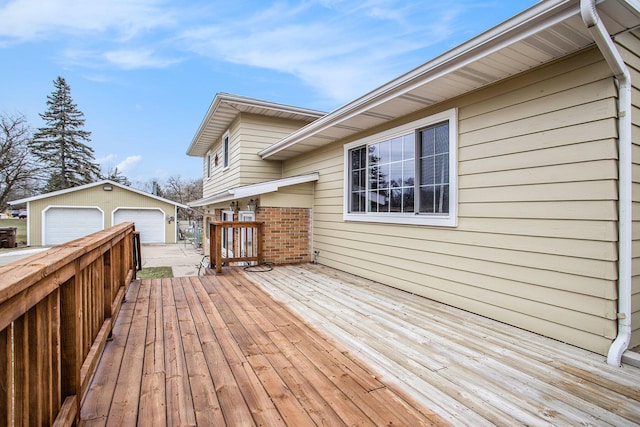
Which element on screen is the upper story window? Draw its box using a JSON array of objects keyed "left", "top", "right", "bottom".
[
  {"left": 206, "top": 153, "right": 211, "bottom": 178},
  {"left": 344, "top": 108, "right": 457, "bottom": 227},
  {"left": 223, "top": 132, "right": 230, "bottom": 169}
]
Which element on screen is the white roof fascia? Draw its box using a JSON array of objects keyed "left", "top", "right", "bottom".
[
  {"left": 187, "top": 173, "right": 320, "bottom": 207},
  {"left": 186, "top": 93, "right": 325, "bottom": 157},
  {"left": 10, "top": 179, "right": 188, "bottom": 209},
  {"left": 259, "top": 0, "right": 583, "bottom": 159}
]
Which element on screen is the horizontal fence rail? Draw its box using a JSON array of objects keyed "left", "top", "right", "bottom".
[
  {"left": 209, "top": 221, "right": 263, "bottom": 274},
  {"left": 0, "top": 222, "right": 139, "bottom": 426}
]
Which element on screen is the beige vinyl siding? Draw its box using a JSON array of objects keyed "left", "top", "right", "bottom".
[
  {"left": 283, "top": 46, "right": 621, "bottom": 355},
  {"left": 619, "top": 30, "right": 640, "bottom": 349},
  {"left": 202, "top": 118, "right": 241, "bottom": 199},
  {"left": 27, "top": 185, "right": 178, "bottom": 246},
  {"left": 202, "top": 114, "right": 312, "bottom": 199}
]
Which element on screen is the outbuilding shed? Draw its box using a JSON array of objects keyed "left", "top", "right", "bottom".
[{"left": 10, "top": 180, "right": 187, "bottom": 246}]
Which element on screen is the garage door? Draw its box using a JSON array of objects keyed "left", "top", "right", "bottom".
[
  {"left": 44, "top": 207, "right": 104, "bottom": 245},
  {"left": 114, "top": 209, "right": 165, "bottom": 243}
]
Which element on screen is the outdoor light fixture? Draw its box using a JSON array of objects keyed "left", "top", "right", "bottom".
[
  {"left": 230, "top": 201, "right": 238, "bottom": 212},
  {"left": 247, "top": 198, "right": 258, "bottom": 212},
  {"left": 103, "top": 185, "right": 113, "bottom": 191},
  {"left": 166, "top": 215, "right": 175, "bottom": 224}
]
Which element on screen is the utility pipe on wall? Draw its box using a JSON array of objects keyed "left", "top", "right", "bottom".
[{"left": 580, "top": 0, "right": 633, "bottom": 366}]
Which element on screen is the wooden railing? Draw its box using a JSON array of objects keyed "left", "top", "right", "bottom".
[
  {"left": 0, "top": 222, "right": 139, "bottom": 426},
  {"left": 209, "top": 221, "right": 263, "bottom": 274}
]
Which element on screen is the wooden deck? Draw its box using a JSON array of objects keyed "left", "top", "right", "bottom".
[{"left": 81, "top": 265, "right": 640, "bottom": 426}]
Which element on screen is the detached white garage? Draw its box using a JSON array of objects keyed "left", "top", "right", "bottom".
[
  {"left": 114, "top": 208, "right": 164, "bottom": 243},
  {"left": 43, "top": 206, "right": 104, "bottom": 245},
  {"left": 10, "top": 180, "right": 187, "bottom": 246}
]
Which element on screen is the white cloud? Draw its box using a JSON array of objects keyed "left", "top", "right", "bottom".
[
  {"left": 103, "top": 49, "right": 180, "bottom": 70},
  {"left": 96, "top": 153, "right": 117, "bottom": 164},
  {"left": 0, "top": 0, "right": 173, "bottom": 42},
  {"left": 117, "top": 155, "right": 142, "bottom": 173},
  {"left": 178, "top": 1, "right": 463, "bottom": 103}
]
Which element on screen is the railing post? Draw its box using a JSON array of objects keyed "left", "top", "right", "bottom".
[
  {"left": 0, "top": 325, "right": 12, "bottom": 425},
  {"left": 257, "top": 223, "right": 263, "bottom": 265},
  {"left": 104, "top": 250, "right": 113, "bottom": 321},
  {"left": 60, "top": 263, "right": 82, "bottom": 425},
  {"left": 215, "top": 223, "right": 223, "bottom": 274}
]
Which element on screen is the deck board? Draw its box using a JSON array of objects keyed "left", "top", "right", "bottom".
[
  {"left": 81, "top": 264, "right": 640, "bottom": 426},
  {"left": 245, "top": 264, "right": 640, "bottom": 426}
]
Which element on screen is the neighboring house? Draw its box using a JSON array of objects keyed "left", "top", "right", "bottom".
[
  {"left": 10, "top": 180, "right": 187, "bottom": 245},
  {"left": 187, "top": 0, "right": 640, "bottom": 366}
]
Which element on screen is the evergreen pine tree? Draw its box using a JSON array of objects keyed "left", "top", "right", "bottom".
[{"left": 31, "top": 76, "right": 101, "bottom": 191}]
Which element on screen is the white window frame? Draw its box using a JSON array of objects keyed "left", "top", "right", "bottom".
[
  {"left": 222, "top": 131, "right": 230, "bottom": 169},
  {"left": 206, "top": 153, "right": 211, "bottom": 178},
  {"left": 343, "top": 108, "right": 458, "bottom": 227}
]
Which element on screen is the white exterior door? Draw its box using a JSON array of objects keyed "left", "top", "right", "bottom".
[
  {"left": 114, "top": 208, "right": 165, "bottom": 243},
  {"left": 43, "top": 206, "right": 103, "bottom": 245}
]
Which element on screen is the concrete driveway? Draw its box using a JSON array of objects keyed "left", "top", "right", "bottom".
[{"left": 141, "top": 243, "right": 205, "bottom": 277}]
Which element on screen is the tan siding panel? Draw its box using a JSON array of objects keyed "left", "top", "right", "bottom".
[
  {"left": 459, "top": 200, "right": 617, "bottom": 221},
  {"left": 459, "top": 181, "right": 617, "bottom": 203},
  {"left": 459, "top": 120, "right": 617, "bottom": 161},
  {"left": 460, "top": 159, "right": 617, "bottom": 188},
  {"left": 459, "top": 140, "right": 617, "bottom": 175}
]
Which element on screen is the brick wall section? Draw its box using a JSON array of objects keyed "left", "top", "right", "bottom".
[{"left": 257, "top": 207, "right": 311, "bottom": 264}]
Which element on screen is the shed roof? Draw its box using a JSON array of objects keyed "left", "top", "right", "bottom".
[
  {"left": 9, "top": 179, "right": 188, "bottom": 208},
  {"left": 259, "top": 0, "right": 640, "bottom": 161},
  {"left": 188, "top": 172, "right": 319, "bottom": 207}
]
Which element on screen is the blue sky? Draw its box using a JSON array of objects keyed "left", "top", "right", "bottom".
[{"left": 0, "top": 0, "right": 538, "bottom": 184}]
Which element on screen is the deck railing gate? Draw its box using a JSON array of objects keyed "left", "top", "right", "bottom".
[{"left": 209, "top": 221, "right": 263, "bottom": 274}]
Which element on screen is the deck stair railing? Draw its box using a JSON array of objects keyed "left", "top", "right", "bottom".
[
  {"left": 209, "top": 221, "right": 263, "bottom": 274},
  {"left": 0, "top": 222, "right": 139, "bottom": 426}
]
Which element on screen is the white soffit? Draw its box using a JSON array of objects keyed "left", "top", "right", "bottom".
[{"left": 260, "top": 0, "right": 640, "bottom": 161}]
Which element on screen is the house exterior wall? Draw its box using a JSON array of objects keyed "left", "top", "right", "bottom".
[
  {"left": 258, "top": 207, "right": 312, "bottom": 264},
  {"left": 620, "top": 31, "right": 640, "bottom": 350},
  {"left": 282, "top": 46, "right": 623, "bottom": 355},
  {"left": 201, "top": 114, "right": 312, "bottom": 199},
  {"left": 27, "top": 185, "right": 178, "bottom": 246},
  {"left": 203, "top": 205, "right": 312, "bottom": 264}
]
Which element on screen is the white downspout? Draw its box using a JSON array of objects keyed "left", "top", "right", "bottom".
[{"left": 581, "top": 0, "right": 633, "bottom": 366}]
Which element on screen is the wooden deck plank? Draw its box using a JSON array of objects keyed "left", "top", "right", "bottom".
[
  {"left": 223, "top": 269, "right": 445, "bottom": 426},
  {"left": 81, "top": 264, "right": 640, "bottom": 427},
  {"left": 81, "top": 279, "right": 141, "bottom": 424},
  {"left": 247, "top": 264, "right": 640, "bottom": 426},
  {"left": 215, "top": 274, "right": 353, "bottom": 426},
  {"left": 262, "top": 266, "right": 582, "bottom": 424},
  {"left": 193, "top": 276, "right": 274, "bottom": 426},
  {"left": 138, "top": 279, "right": 166, "bottom": 426},
  {"left": 162, "top": 277, "right": 197, "bottom": 427},
  {"left": 172, "top": 277, "right": 225, "bottom": 426},
  {"left": 205, "top": 278, "right": 316, "bottom": 426},
  {"left": 106, "top": 279, "right": 150, "bottom": 426}
]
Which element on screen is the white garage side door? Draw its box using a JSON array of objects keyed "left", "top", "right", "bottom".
[
  {"left": 114, "top": 209, "right": 165, "bottom": 243},
  {"left": 44, "top": 207, "right": 104, "bottom": 245}
]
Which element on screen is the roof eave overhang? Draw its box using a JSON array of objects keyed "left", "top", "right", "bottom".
[
  {"left": 260, "top": 0, "right": 640, "bottom": 161},
  {"left": 187, "top": 172, "right": 320, "bottom": 208},
  {"left": 186, "top": 93, "right": 326, "bottom": 158}
]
